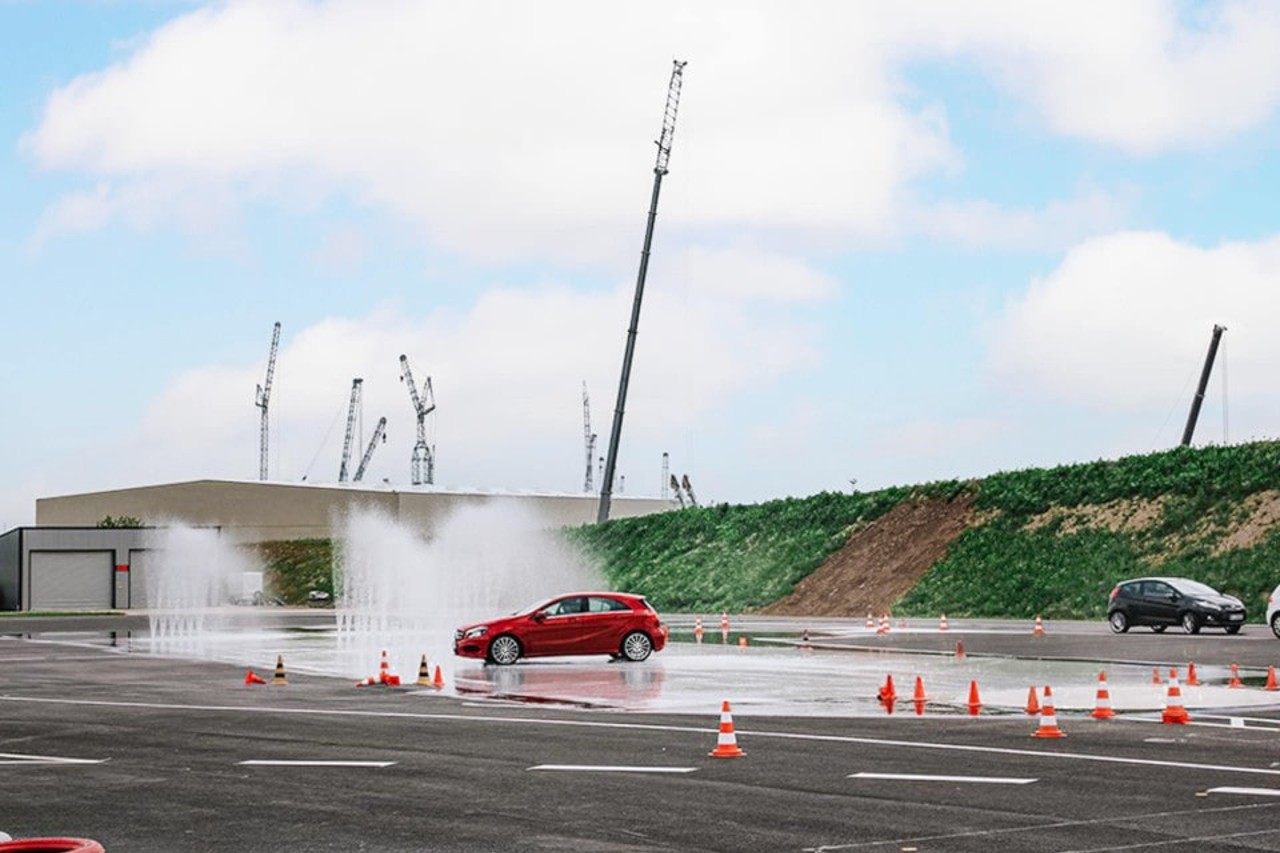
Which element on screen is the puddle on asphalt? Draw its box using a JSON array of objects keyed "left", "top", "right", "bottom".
[{"left": 16, "top": 627, "right": 1280, "bottom": 718}]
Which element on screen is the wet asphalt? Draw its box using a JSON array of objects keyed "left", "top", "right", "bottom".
[{"left": 3, "top": 613, "right": 1280, "bottom": 851}]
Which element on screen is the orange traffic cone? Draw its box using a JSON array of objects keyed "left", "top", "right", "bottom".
[
  {"left": 1091, "top": 671, "right": 1115, "bottom": 719},
  {"left": 245, "top": 669, "right": 266, "bottom": 685},
  {"left": 939, "top": 613, "right": 949, "bottom": 631},
  {"left": 1229, "top": 663, "right": 1244, "bottom": 688},
  {"left": 720, "top": 611, "right": 729, "bottom": 643},
  {"left": 912, "top": 675, "right": 928, "bottom": 715},
  {"left": 877, "top": 614, "right": 891, "bottom": 635},
  {"left": 877, "top": 674, "right": 896, "bottom": 704},
  {"left": 1186, "top": 662, "right": 1199, "bottom": 686},
  {"left": 955, "top": 640, "right": 966, "bottom": 660},
  {"left": 271, "top": 655, "right": 287, "bottom": 686},
  {"left": 694, "top": 617, "right": 704, "bottom": 644},
  {"left": 709, "top": 700, "right": 745, "bottom": 758},
  {"left": 966, "top": 680, "right": 981, "bottom": 716},
  {"left": 1152, "top": 667, "right": 1162, "bottom": 685},
  {"left": 738, "top": 636, "right": 748, "bottom": 648},
  {"left": 1032, "top": 685, "right": 1064, "bottom": 738},
  {"left": 378, "top": 650, "right": 391, "bottom": 684},
  {"left": 866, "top": 612, "right": 875, "bottom": 629},
  {"left": 1266, "top": 666, "right": 1278, "bottom": 692},
  {"left": 1033, "top": 615, "right": 1045, "bottom": 636},
  {"left": 1025, "top": 685, "right": 1041, "bottom": 716},
  {"left": 431, "top": 664, "right": 444, "bottom": 690},
  {"left": 416, "top": 655, "right": 432, "bottom": 687},
  {"left": 1162, "top": 673, "right": 1190, "bottom": 724}
]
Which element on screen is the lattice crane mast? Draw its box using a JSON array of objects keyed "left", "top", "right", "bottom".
[
  {"left": 338, "top": 378, "right": 363, "bottom": 483},
  {"left": 681, "top": 474, "right": 699, "bottom": 508},
  {"left": 669, "top": 474, "right": 685, "bottom": 509},
  {"left": 583, "top": 382, "right": 597, "bottom": 493},
  {"left": 399, "top": 355, "right": 436, "bottom": 485},
  {"left": 597, "top": 59, "right": 687, "bottom": 523},
  {"left": 353, "top": 416, "right": 387, "bottom": 482},
  {"left": 254, "top": 321, "right": 281, "bottom": 481}
]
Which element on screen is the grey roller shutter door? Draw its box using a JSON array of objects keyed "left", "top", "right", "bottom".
[{"left": 29, "top": 551, "right": 113, "bottom": 611}]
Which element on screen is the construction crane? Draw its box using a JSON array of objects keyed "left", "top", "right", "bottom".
[
  {"left": 681, "top": 474, "right": 699, "bottom": 508},
  {"left": 338, "top": 378, "right": 363, "bottom": 483},
  {"left": 669, "top": 474, "right": 685, "bottom": 508},
  {"left": 597, "top": 59, "right": 687, "bottom": 524},
  {"left": 398, "top": 355, "right": 436, "bottom": 485},
  {"left": 254, "top": 321, "right": 281, "bottom": 481},
  {"left": 1181, "top": 324, "right": 1227, "bottom": 446},
  {"left": 353, "top": 416, "right": 387, "bottom": 482},
  {"left": 583, "top": 382, "right": 597, "bottom": 493}
]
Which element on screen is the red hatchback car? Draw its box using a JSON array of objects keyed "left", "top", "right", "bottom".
[{"left": 453, "top": 592, "right": 668, "bottom": 665}]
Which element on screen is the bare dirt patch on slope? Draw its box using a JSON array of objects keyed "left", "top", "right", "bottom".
[{"left": 758, "top": 493, "right": 976, "bottom": 617}]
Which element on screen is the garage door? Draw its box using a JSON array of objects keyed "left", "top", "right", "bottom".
[{"left": 29, "top": 551, "right": 113, "bottom": 611}]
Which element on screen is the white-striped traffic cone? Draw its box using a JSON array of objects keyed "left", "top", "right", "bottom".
[
  {"left": 708, "top": 700, "right": 745, "bottom": 758},
  {"left": 1090, "top": 671, "right": 1115, "bottom": 719}
]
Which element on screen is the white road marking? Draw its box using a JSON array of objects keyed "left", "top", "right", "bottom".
[
  {"left": 848, "top": 772, "right": 1035, "bottom": 784},
  {"left": 7, "top": 694, "right": 1280, "bottom": 779},
  {"left": 1207, "top": 786, "right": 1280, "bottom": 797},
  {"left": 238, "top": 760, "right": 396, "bottom": 767},
  {"left": 0, "top": 752, "right": 106, "bottom": 766},
  {"left": 528, "top": 764, "right": 697, "bottom": 773},
  {"left": 804, "top": 802, "right": 1280, "bottom": 851}
]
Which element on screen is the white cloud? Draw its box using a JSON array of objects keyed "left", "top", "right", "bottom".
[
  {"left": 21, "top": 1, "right": 957, "bottom": 261},
  {"left": 889, "top": 1, "right": 1280, "bottom": 153},
  {"left": 909, "top": 184, "right": 1136, "bottom": 252},
  {"left": 26, "top": 2, "right": 1280, "bottom": 263},
  {"left": 988, "top": 231, "right": 1280, "bottom": 417},
  {"left": 112, "top": 246, "right": 828, "bottom": 491}
]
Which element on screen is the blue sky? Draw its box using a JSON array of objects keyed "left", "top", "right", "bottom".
[{"left": 6, "top": 1, "right": 1280, "bottom": 528}]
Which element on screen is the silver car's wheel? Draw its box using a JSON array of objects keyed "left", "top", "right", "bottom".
[
  {"left": 1181, "top": 612, "right": 1200, "bottom": 635},
  {"left": 1272, "top": 613, "right": 1280, "bottom": 639},
  {"left": 621, "top": 631, "right": 653, "bottom": 662},
  {"left": 488, "top": 634, "right": 521, "bottom": 665},
  {"left": 1108, "top": 611, "right": 1129, "bottom": 634}
]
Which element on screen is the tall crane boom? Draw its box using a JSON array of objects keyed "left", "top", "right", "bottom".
[
  {"left": 353, "top": 416, "right": 387, "bottom": 482},
  {"left": 1181, "top": 324, "right": 1227, "bottom": 447},
  {"left": 399, "top": 354, "right": 437, "bottom": 485},
  {"left": 597, "top": 59, "right": 687, "bottom": 524},
  {"left": 254, "top": 321, "right": 281, "bottom": 481},
  {"left": 583, "top": 382, "right": 596, "bottom": 493},
  {"left": 338, "top": 378, "right": 363, "bottom": 483}
]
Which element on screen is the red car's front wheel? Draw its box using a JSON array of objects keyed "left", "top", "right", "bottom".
[{"left": 488, "top": 634, "right": 522, "bottom": 665}]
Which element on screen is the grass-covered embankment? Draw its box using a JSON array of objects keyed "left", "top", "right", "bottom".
[{"left": 256, "top": 441, "right": 1280, "bottom": 620}]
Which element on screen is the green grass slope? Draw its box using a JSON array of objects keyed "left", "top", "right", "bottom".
[
  {"left": 573, "top": 441, "right": 1280, "bottom": 619},
  {"left": 256, "top": 441, "right": 1280, "bottom": 621}
]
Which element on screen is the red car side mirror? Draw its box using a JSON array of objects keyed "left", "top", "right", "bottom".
[{"left": 532, "top": 612, "right": 546, "bottom": 623}]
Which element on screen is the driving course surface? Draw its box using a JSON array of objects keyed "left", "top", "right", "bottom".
[{"left": 3, "top": 613, "right": 1280, "bottom": 851}]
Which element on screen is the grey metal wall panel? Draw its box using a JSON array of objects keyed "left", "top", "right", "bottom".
[
  {"left": 128, "top": 549, "right": 155, "bottom": 609},
  {"left": 30, "top": 551, "right": 113, "bottom": 611},
  {"left": 0, "top": 529, "right": 19, "bottom": 611}
]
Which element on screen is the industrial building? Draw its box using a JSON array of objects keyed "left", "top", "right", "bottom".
[{"left": 1, "top": 479, "right": 673, "bottom": 612}]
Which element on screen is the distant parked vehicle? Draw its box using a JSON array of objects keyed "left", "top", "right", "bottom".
[
  {"left": 307, "top": 590, "right": 333, "bottom": 608},
  {"left": 1108, "top": 577, "right": 1246, "bottom": 635},
  {"left": 1267, "top": 583, "right": 1280, "bottom": 638}
]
